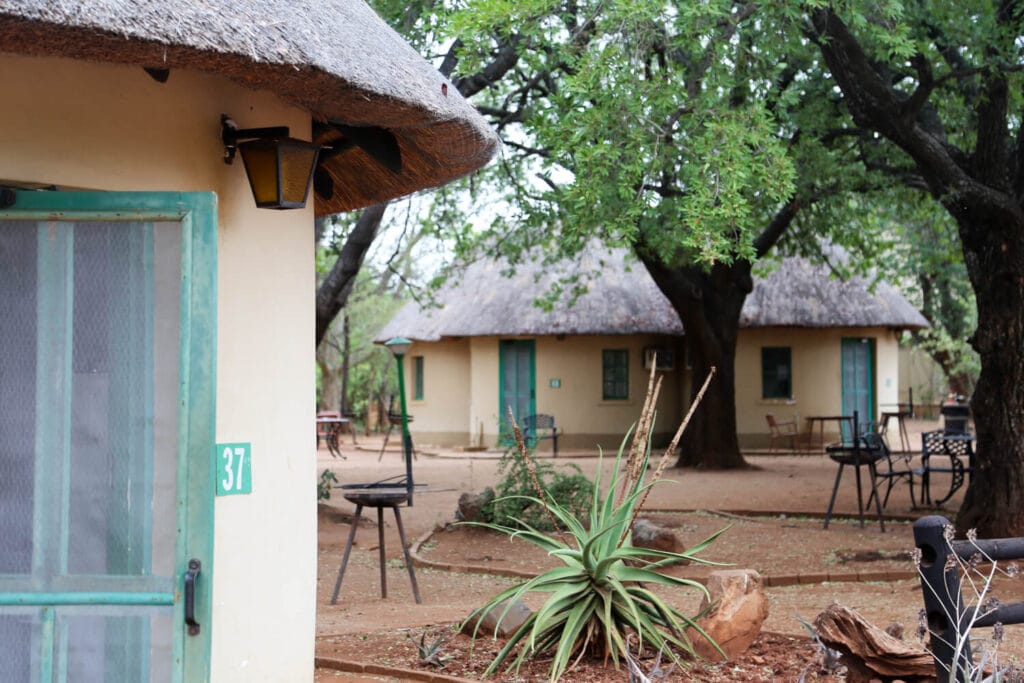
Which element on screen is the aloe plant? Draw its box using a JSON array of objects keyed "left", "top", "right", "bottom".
[
  {"left": 409, "top": 628, "right": 453, "bottom": 669},
  {"left": 463, "top": 368, "right": 726, "bottom": 682}
]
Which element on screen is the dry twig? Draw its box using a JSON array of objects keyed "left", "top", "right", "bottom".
[{"left": 508, "top": 408, "right": 571, "bottom": 545}]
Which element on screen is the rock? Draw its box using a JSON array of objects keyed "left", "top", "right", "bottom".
[
  {"left": 689, "top": 569, "right": 769, "bottom": 661},
  {"left": 461, "top": 599, "right": 532, "bottom": 639},
  {"left": 631, "top": 518, "right": 684, "bottom": 554},
  {"left": 456, "top": 488, "right": 494, "bottom": 523}
]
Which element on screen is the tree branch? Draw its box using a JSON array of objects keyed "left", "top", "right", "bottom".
[
  {"left": 685, "top": 2, "right": 758, "bottom": 100},
  {"left": 315, "top": 203, "right": 387, "bottom": 345},
  {"left": 809, "top": 8, "right": 1016, "bottom": 216},
  {"left": 445, "top": 34, "right": 523, "bottom": 98},
  {"left": 899, "top": 52, "right": 934, "bottom": 120},
  {"left": 753, "top": 198, "right": 800, "bottom": 259}
]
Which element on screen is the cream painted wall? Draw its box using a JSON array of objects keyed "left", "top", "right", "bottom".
[
  {"left": 468, "top": 336, "right": 500, "bottom": 447},
  {"left": 533, "top": 335, "right": 683, "bottom": 447},
  {"left": 405, "top": 327, "right": 903, "bottom": 450},
  {"left": 406, "top": 338, "right": 470, "bottom": 435},
  {"left": 735, "top": 327, "right": 902, "bottom": 445},
  {"left": 1, "top": 55, "right": 316, "bottom": 681},
  {"left": 407, "top": 334, "right": 685, "bottom": 449}
]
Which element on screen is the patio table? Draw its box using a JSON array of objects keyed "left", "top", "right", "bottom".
[
  {"left": 805, "top": 415, "right": 854, "bottom": 451},
  {"left": 316, "top": 416, "right": 349, "bottom": 458}
]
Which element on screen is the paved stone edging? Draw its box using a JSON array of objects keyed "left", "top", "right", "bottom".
[
  {"left": 407, "top": 516, "right": 919, "bottom": 587},
  {"left": 315, "top": 656, "right": 476, "bottom": 683}
]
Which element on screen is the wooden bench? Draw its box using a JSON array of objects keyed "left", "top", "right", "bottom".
[{"left": 522, "top": 414, "right": 559, "bottom": 457}]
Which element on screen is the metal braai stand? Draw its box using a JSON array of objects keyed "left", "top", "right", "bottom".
[
  {"left": 330, "top": 484, "right": 421, "bottom": 604},
  {"left": 822, "top": 411, "right": 886, "bottom": 532}
]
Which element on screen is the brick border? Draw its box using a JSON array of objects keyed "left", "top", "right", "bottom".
[{"left": 315, "top": 656, "right": 477, "bottom": 682}]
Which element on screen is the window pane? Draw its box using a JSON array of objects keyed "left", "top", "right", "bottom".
[
  {"left": 0, "top": 222, "right": 38, "bottom": 575},
  {"left": 602, "top": 350, "right": 629, "bottom": 400},
  {"left": 60, "top": 606, "right": 173, "bottom": 683},
  {"left": 67, "top": 223, "right": 180, "bottom": 577},
  {"left": 761, "top": 347, "right": 792, "bottom": 399},
  {"left": 413, "top": 356, "right": 424, "bottom": 400}
]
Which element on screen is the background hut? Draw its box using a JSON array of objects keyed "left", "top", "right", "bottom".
[{"left": 377, "top": 245, "right": 928, "bottom": 451}]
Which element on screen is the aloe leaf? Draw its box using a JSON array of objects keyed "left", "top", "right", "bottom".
[
  {"left": 681, "top": 524, "right": 732, "bottom": 556},
  {"left": 549, "top": 596, "right": 596, "bottom": 682},
  {"left": 529, "top": 582, "right": 590, "bottom": 645}
]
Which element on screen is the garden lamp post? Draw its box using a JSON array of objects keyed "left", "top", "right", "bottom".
[{"left": 384, "top": 336, "right": 414, "bottom": 505}]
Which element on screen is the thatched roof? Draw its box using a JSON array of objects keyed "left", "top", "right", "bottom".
[
  {"left": 376, "top": 246, "right": 928, "bottom": 342},
  {"left": 0, "top": 1, "right": 498, "bottom": 215},
  {"left": 740, "top": 256, "right": 928, "bottom": 328}
]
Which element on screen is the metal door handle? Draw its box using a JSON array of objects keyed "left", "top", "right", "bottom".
[{"left": 184, "top": 559, "right": 201, "bottom": 636}]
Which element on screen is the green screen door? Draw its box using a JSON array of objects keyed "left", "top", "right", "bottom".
[
  {"left": 841, "top": 337, "right": 874, "bottom": 437},
  {"left": 0, "top": 192, "right": 216, "bottom": 682},
  {"left": 499, "top": 340, "right": 535, "bottom": 440}
]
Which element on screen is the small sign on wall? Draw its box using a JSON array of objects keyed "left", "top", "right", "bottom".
[
  {"left": 216, "top": 442, "right": 252, "bottom": 496},
  {"left": 549, "top": 378, "right": 562, "bottom": 388}
]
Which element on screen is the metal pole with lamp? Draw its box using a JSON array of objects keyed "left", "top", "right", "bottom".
[{"left": 384, "top": 337, "right": 414, "bottom": 505}]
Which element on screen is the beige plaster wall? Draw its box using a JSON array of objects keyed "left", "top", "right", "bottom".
[
  {"left": 1, "top": 55, "right": 316, "bottom": 681},
  {"left": 407, "top": 334, "right": 685, "bottom": 449},
  {"left": 405, "top": 338, "right": 470, "bottom": 434},
  {"left": 735, "top": 327, "right": 902, "bottom": 446}
]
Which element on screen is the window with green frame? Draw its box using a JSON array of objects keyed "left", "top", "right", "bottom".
[
  {"left": 602, "top": 349, "right": 629, "bottom": 400},
  {"left": 413, "top": 355, "right": 424, "bottom": 400},
  {"left": 761, "top": 347, "right": 792, "bottom": 399}
]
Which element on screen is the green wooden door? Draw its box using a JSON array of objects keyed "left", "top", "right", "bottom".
[
  {"left": 841, "top": 337, "right": 874, "bottom": 436},
  {"left": 0, "top": 192, "right": 217, "bottom": 682},
  {"left": 499, "top": 340, "right": 535, "bottom": 439}
]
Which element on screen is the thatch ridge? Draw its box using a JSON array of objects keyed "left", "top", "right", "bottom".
[
  {"left": 376, "top": 246, "right": 929, "bottom": 342},
  {"left": 0, "top": 1, "right": 498, "bottom": 214}
]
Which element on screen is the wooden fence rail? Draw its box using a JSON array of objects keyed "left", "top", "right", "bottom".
[{"left": 913, "top": 515, "right": 1024, "bottom": 683}]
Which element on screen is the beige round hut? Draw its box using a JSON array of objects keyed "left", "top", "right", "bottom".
[
  {"left": 377, "top": 246, "right": 927, "bottom": 451},
  {"left": 0, "top": 2, "right": 496, "bottom": 681}
]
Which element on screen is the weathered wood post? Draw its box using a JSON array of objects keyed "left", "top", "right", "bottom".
[{"left": 913, "top": 515, "right": 970, "bottom": 683}]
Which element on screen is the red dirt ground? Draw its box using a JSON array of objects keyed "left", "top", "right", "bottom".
[{"left": 313, "top": 430, "right": 1023, "bottom": 681}]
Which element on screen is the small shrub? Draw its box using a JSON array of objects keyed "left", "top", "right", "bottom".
[
  {"left": 482, "top": 446, "right": 593, "bottom": 530},
  {"left": 317, "top": 469, "right": 338, "bottom": 501}
]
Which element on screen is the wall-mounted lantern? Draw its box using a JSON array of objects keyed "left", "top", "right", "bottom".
[{"left": 222, "top": 114, "right": 320, "bottom": 210}]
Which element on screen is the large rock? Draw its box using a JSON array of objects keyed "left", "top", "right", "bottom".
[
  {"left": 631, "top": 518, "right": 684, "bottom": 554},
  {"left": 456, "top": 488, "right": 494, "bottom": 523},
  {"left": 461, "top": 599, "right": 532, "bottom": 639},
  {"left": 689, "top": 569, "right": 769, "bottom": 661}
]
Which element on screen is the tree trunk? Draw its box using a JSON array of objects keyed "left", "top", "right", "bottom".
[
  {"left": 641, "top": 256, "right": 752, "bottom": 469},
  {"left": 953, "top": 210, "right": 1024, "bottom": 536},
  {"left": 916, "top": 341, "right": 974, "bottom": 399},
  {"left": 316, "top": 355, "right": 341, "bottom": 413},
  {"left": 340, "top": 311, "right": 351, "bottom": 413},
  {"left": 315, "top": 203, "right": 387, "bottom": 346}
]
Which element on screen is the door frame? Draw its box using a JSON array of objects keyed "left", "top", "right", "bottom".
[
  {"left": 498, "top": 339, "right": 536, "bottom": 439},
  {"left": 0, "top": 190, "right": 217, "bottom": 682}
]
